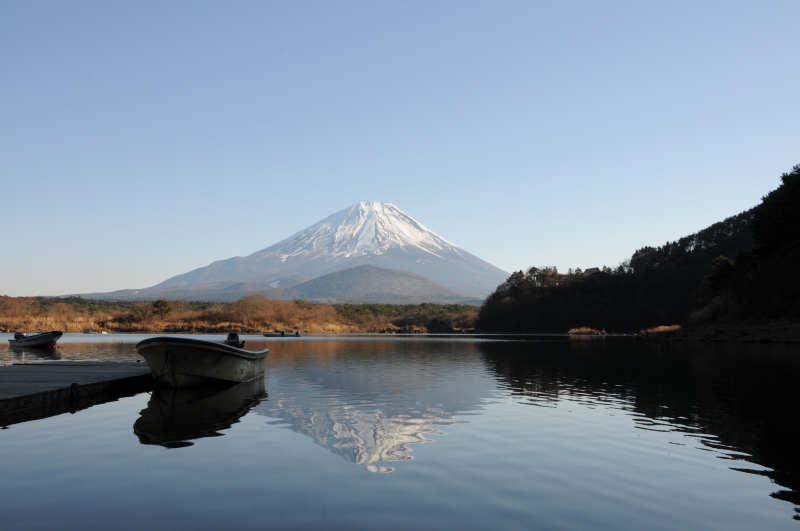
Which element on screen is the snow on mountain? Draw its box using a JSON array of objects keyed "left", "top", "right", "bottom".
[
  {"left": 256, "top": 202, "right": 465, "bottom": 261},
  {"left": 152, "top": 201, "right": 509, "bottom": 298}
]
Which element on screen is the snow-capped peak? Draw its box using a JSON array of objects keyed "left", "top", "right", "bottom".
[
  {"left": 253, "top": 201, "right": 464, "bottom": 259},
  {"left": 151, "top": 200, "right": 508, "bottom": 298}
]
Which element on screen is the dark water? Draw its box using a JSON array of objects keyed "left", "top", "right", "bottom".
[{"left": 0, "top": 334, "right": 798, "bottom": 530}]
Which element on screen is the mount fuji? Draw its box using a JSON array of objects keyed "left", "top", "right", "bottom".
[{"left": 81, "top": 202, "right": 509, "bottom": 302}]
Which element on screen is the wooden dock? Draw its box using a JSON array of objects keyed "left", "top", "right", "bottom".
[{"left": 0, "top": 361, "right": 153, "bottom": 427}]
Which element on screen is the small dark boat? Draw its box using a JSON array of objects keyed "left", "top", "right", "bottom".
[
  {"left": 136, "top": 336, "right": 268, "bottom": 388},
  {"left": 8, "top": 331, "right": 63, "bottom": 349},
  {"left": 263, "top": 331, "right": 300, "bottom": 337}
]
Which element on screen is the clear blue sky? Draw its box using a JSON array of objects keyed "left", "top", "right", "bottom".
[{"left": 1, "top": 1, "right": 798, "bottom": 297}]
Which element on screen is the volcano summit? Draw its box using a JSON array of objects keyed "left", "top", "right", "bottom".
[
  {"left": 157, "top": 202, "right": 507, "bottom": 297},
  {"left": 84, "top": 202, "right": 509, "bottom": 302}
]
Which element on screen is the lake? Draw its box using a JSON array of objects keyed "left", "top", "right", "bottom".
[{"left": 1, "top": 334, "right": 798, "bottom": 530}]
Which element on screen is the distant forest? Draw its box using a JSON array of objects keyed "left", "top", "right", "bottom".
[
  {"left": 477, "top": 164, "right": 800, "bottom": 333},
  {"left": 0, "top": 295, "right": 479, "bottom": 334}
]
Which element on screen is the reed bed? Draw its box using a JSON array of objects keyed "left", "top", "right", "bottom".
[
  {"left": 641, "top": 324, "right": 682, "bottom": 334},
  {"left": 567, "top": 327, "right": 606, "bottom": 335}
]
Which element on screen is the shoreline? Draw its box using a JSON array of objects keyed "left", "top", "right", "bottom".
[
  {"left": 4, "top": 319, "right": 799, "bottom": 344},
  {"left": 642, "top": 320, "right": 800, "bottom": 344}
]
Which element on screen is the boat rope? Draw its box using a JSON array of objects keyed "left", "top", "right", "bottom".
[
  {"left": 68, "top": 382, "right": 96, "bottom": 414},
  {"left": 149, "top": 351, "right": 174, "bottom": 392}
]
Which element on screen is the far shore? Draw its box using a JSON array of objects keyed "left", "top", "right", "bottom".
[
  {"left": 2, "top": 295, "right": 798, "bottom": 344},
  {"left": 642, "top": 321, "right": 800, "bottom": 344},
  {"left": 4, "top": 325, "right": 798, "bottom": 344}
]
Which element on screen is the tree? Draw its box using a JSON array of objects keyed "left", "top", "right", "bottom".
[
  {"left": 233, "top": 295, "right": 270, "bottom": 325},
  {"left": 293, "top": 299, "right": 314, "bottom": 311},
  {"left": 153, "top": 299, "right": 172, "bottom": 318},
  {"left": 751, "top": 164, "right": 800, "bottom": 257},
  {"left": 171, "top": 299, "right": 193, "bottom": 313},
  {"left": 696, "top": 256, "right": 734, "bottom": 305},
  {"left": 0, "top": 297, "right": 40, "bottom": 317},
  {"left": 132, "top": 301, "right": 154, "bottom": 321},
  {"left": 48, "top": 302, "right": 75, "bottom": 320}
]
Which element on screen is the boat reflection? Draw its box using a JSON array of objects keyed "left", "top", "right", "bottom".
[
  {"left": 9, "top": 346, "right": 61, "bottom": 361},
  {"left": 134, "top": 378, "right": 267, "bottom": 448}
]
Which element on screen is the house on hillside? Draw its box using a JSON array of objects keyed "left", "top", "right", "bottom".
[{"left": 583, "top": 267, "right": 600, "bottom": 276}]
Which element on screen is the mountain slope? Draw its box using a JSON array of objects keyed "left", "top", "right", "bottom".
[
  {"left": 152, "top": 201, "right": 508, "bottom": 297},
  {"left": 77, "top": 266, "right": 480, "bottom": 304},
  {"left": 282, "top": 265, "right": 481, "bottom": 304},
  {"left": 76, "top": 281, "right": 287, "bottom": 303}
]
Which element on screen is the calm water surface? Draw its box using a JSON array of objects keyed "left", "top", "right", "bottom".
[{"left": 1, "top": 334, "right": 798, "bottom": 530}]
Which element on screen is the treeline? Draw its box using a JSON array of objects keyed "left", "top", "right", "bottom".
[
  {"left": 334, "top": 303, "right": 479, "bottom": 333},
  {"left": 477, "top": 165, "right": 800, "bottom": 333},
  {"left": 0, "top": 295, "right": 480, "bottom": 334},
  {"left": 34, "top": 296, "right": 218, "bottom": 314},
  {"left": 692, "top": 164, "right": 800, "bottom": 325}
]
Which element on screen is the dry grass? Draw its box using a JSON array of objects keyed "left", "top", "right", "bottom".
[
  {"left": 103, "top": 296, "right": 396, "bottom": 333},
  {"left": 641, "top": 325, "right": 682, "bottom": 334},
  {"left": 0, "top": 295, "right": 414, "bottom": 334},
  {"left": 567, "top": 327, "right": 606, "bottom": 335}
]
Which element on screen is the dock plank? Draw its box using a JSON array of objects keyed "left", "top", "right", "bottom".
[{"left": 0, "top": 361, "right": 153, "bottom": 423}]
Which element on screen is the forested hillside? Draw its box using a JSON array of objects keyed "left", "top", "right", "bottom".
[
  {"left": 478, "top": 165, "right": 800, "bottom": 334},
  {"left": 692, "top": 164, "right": 800, "bottom": 325},
  {"left": 477, "top": 192, "right": 759, "bottom": 333}
]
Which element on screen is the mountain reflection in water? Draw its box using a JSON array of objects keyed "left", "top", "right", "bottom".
[
  {"left": 253, "top": 338, "right": 494, "bottom": 472},
  {"left": 479, "top": 337, "right": 800, "bottom": 520},
  {"left": 2, "top": 335, "right": 799, "bottom": 529},
  {"left": 249, "top": 336, "right": 799, "bottom": 518},
  {"left": 134, "top": 379, "right": 267, "bottom": 448}
]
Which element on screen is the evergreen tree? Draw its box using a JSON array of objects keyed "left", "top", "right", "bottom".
[
  {"left": 153, "top": 299, "right": 172, "bottom": 317},
  {"left": 751, "top": 164, "right": 800, "bottom": 257}
]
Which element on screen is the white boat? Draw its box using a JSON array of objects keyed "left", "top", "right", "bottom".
[
  {"left": 8, "top": 331, "right": 63, "bottom": 348},
  {"left": 136, "top": 336, "right": 269, "bottom": 388}
]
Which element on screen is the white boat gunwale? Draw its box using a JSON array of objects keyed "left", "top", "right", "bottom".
[
  {"left": 135, "top": 336, "right": 269, "bottom": 388},
  {"left": 135, "top": 337, "right": 268, "bottom": 360}
]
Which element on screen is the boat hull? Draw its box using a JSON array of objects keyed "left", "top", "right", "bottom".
[
  {"left": 8, "top": 331, "right": 63, "bottom": 349},
  {"left": 135, "top": 337, "right": 268, "bottom": 388}
]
